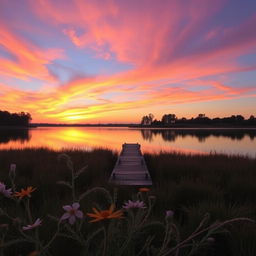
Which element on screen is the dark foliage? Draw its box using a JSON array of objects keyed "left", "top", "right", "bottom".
[
  {"left": 0, "top": 110, "right": 32, "bottom": 126},
  {"left": 142, "top": 113, "right": 256, "bottom": 126}
]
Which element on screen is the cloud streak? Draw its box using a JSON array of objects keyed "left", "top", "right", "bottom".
[{"left": 0, "top": 0, "right": 255, "bottom": 122}]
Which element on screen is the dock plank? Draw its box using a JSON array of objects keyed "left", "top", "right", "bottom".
[{"left": 109, "top": 143, "right": 152, "bottom": 186}]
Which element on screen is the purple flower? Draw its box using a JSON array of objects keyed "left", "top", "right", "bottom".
[
  {"left": 166, "top": 210, "right": 174, "bottom": 218},
  {"left": 123, "top": 200, "right": 146, "bottom": 210},
  {"left": 0, "top": 182, "right": 12, "bottom": 198},
  {"left": 60, "top": 202, "right": 83, "bottom": 225},
  {"left": 22, "top": 218, "right": 42, "bottom": 231}
]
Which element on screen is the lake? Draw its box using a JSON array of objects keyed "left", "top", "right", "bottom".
[{"left": 0, "top": 127, "right": 256, "bottom": 158}]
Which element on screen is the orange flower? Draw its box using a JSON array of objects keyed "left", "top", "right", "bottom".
[
  {"left": 14, "top": 186, "right": 36, "bottom": 199},
  {"left": 87, "top": 204, "right": 123, "bottom": 223},
  {"left": 139, "top": 187, "right": 150, "bottom": 192},
  {"left": 27, "top": 251, "right": 39, "bottom": 256}
]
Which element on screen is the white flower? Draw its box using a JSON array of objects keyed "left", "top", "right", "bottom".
[
  {"left": 22, "top": 218, "right": 42, "bottom": 231},
  {"left": 60, "top": 202, "right": 83, "bottom": 225}
]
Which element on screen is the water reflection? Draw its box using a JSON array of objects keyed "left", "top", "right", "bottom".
[
  {"left": 140, "top": 129, "right": 256, "bottom": 143},
  {"left": 0, "top": 129, "right": 30, "bottom": 144},
  {"left": 0, "top": 127, "right": 255, "bottom": 158}
]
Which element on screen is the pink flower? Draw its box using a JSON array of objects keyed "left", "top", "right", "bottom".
[
  {"left": 60, "top": 202, "right": 83, "bottom": 225},
  {"left": 22, "top": 218, "right": 42, "bottom": 231},
  {"left": 0, "top": 182, "right": 12, "bottom": 198},
  {"left": 123, "top": 200, "right": 146, "bottom": 209}
]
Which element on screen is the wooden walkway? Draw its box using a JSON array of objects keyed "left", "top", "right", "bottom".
[{"left": 109, "top": 143, "right": 152, "bottom": 186}]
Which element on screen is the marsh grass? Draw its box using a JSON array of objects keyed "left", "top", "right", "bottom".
[
  {"left": 0, "top": 149, "right": 256, "bottom": 255},
  {"left": 145, "top": 151, "right": 256, "bottom": 256}
]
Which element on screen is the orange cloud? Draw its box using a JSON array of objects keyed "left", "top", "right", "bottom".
[
  {"left": 0, "top": 0, "right": 256, "bottom": 123},
  {"left": 0, "top": 24, "right": 64, "bottom": 82}
]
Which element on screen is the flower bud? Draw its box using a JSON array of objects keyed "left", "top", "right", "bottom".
[
  {"left": 165, "top": 210, "right": 174, "bottom": 222},
  {"left": 9, "top": 163, "right": 16, "bottom": 179},
  {"left": 207, "top": 237, "right": 215, "bottom": 243}
]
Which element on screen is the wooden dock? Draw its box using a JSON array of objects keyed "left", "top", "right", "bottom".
[{"left": 109, "top": 143, "right": 152, "bottom": 186}]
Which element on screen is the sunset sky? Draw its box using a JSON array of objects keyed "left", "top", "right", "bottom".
[{"left": 0, "top": 0, "right": 255, "bottom": 123}]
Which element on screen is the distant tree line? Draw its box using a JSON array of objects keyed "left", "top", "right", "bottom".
[
  {"left": 141, "top": 113, "right": 256, "bottom": 126},
  {"left": 0, "top": 110, "right": 32, "bottom": 126}
]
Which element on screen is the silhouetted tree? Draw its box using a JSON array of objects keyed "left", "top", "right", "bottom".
[
  {"left": 161, "top": 114, "right": 176, "bottom": 125},
  {"left": 140, "top": 113, "right": 255, "bottom": 127},
  {"left": 0, "top": 110, "right": 32, "bottom": 126},
  {"left": 141, "top": 113, "right": 154, "bottom": 125}
]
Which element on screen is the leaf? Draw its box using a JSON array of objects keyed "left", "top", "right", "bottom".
[
  {"left": 56, "top": 181, "right": 72, "bottom": 189},
  {"left": 58, "top": 153, "right": 74, "bottom": 171},
  {"left": 79, "top": 187, "right": 113, "bottom": 204},
  {"left": 192, "top": 213, "right": 210, "bottom": 235},
  {"left": 0, "top": 239, "right": 27, "bottom": 247},
  {"left": 74, "top": 165, "right": 88, "bottom": 179},
  {"left": 47, "top": 214, "right": 60, "bottom": 222},
  {"left": 140, "top": 221, "right": 165, "bottom": 232},
  {"left": 82, "top": 227, "right": 104, "bottom": 255}
]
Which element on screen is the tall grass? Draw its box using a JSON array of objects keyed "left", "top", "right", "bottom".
[
  {"left": 0, "top": 149, "right": 256, "bottom": 255},
  {"left": 0, "top": 148, "right": 116, "bottom": 222},
  {"left": 145, "top": 151, "right": 256, "bottom": 256}
]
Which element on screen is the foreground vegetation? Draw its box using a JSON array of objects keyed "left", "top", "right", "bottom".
[{"left": 0, "top": 148, "right": 256, "bottom": 255}]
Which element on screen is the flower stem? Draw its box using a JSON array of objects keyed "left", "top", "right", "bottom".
[
  {"left": 102, "top": 226, "right": 107, "bottom": 256},
  {"left": 25, "top": 199, "right": 33, "bottom": 223},
  {"left": 160, "top": 217, "right": 254, "bottom": 256}
]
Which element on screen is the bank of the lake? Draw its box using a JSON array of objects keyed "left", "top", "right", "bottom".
[{"left": 0, "top": 148, "right": 255, "bottom": 255}]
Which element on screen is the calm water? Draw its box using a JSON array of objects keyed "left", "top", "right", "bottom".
[{"left": 0, "top": 127, "right": 256, "bottom": 158}]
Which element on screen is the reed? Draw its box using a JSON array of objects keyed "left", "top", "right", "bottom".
[{"left": 0, "top": 148, "right": 255, "bottom": 255}]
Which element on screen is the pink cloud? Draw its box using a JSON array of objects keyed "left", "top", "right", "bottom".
[
  {"left": 0, "top": 24, "right": 64, "bottom": 82},
  {"left": 0, "top": 0, "right": 255, "bottom": 122}
]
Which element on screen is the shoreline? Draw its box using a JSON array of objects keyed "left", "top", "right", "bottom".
[{"left": 0, "top": 125, "right": 256, "bottom": 130}]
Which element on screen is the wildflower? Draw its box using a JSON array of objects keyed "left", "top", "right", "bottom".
[
  {"left": 123, "top": 200, "right": 146, "bottom": 209},
  {"left": 166, "top": 210, "right": 174, "bottom": 218},
  {"left": 60, "top": 202, "right": 83, "bottom": 225},
  {"left": 165, "top": 210, "right": 174, "bottom": 222},
  {"left": 27, "top": 251, "right": 39, "bottom": 256},
  {"left": 14, "top": 186, "right": 36, "bottom": 199},
  {"left": 139, "top": 187, "right": 150, "bottom": 192},
  {"left": 0, "top": 182, "right": 12, "bottom": 198},
  {"left": 87, "top": 204, "right": 123, "bottom": 223},
  {"left": 22, "top": 218, "right": 42, "bottom": 231}
]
